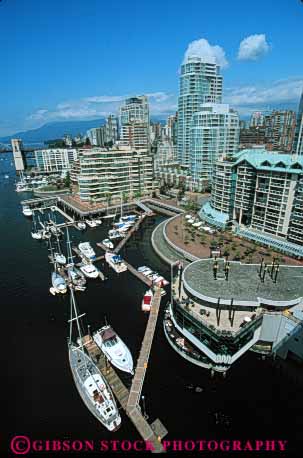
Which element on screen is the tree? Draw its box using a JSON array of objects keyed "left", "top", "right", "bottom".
[
  {"left": 64, "top": 171, "right": 71, "bottom": 189},
  {"left": 122, "top": 192, "right": 129, "bottom": 203},
  {"left": 85, "top": 137, "right": 91, "bottom": 146}
]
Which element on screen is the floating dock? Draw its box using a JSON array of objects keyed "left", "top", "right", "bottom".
[
  {"left": 82, "top": 287, "right": 166, "bottom": 453},
  {"left": 113, "top": 214, "right": 146, "bottom": 254}
]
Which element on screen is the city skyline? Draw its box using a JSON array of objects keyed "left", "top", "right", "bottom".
[{"left": 1, "top": 0, "right": 303, "bottom": 136}]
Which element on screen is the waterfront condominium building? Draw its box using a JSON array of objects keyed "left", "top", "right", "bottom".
[
  {"left": 190, "top": 103, "right": 239, "bottom": 182},
  {"left": 177, "top": 56, "right": 223, "bottom": 167},
  {"left": 119, "top": 96, "right": 150, "bottom": 149},
  {"left": 264, "top": 110, "right": 296, "bottom": 152},
  {"left": 76, "top": 146, "right": 153, "bottom": 202},
  {"left": 165, "top": 258, "right": 303, "bottom": 373},
  {"left": 34, "top": 148, "right": 78, "bottom": 172},
  {"left": 293, "top": 89, "right": 303, "bottom": 157},
  {"left": 200, "top": 149, "right": 303, "bottom": 258}
]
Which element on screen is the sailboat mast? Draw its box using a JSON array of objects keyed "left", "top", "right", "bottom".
[{"left": 66, "top": 226, "right": 73, "bottom": 265}]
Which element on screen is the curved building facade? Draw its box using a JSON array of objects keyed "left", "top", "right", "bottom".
[{"left": 165, "top": 259, "right": 303, "bottom": 372}]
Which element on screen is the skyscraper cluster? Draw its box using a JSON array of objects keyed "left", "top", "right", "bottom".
[{"left": 177, "top": 55, "right": 239, "bottom": 183}]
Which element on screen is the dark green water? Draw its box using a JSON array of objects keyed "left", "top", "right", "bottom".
[{"left": 0, "top": 154, "right": 302, "bottom": 455}]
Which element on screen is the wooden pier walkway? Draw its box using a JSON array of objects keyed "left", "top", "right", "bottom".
[
  {"left": 127, "top": 288, "right": 162, "bottom": 412},
  {"left": 124, "top": 261, "right": 152, "bottom": 287},
  {"left": 113, "top": 214, "right": 146, "bottom": 254},
  {"left": 72, "top": 247, "right": 104, "bottom": 265},
  {"left": 82, "top": 317, "right": 166, "bottom": 453}
]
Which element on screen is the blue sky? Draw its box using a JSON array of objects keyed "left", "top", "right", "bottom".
[{"left": 1, "top": 0, "right": 303, "bottom": 136}]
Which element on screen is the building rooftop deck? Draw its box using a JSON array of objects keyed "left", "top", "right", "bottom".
[
  {"left": 174, "top": 282, "right": 257, "bottom": 332},
  {"left": 183, "top": 259, "right": 303, "bottom": 306}
]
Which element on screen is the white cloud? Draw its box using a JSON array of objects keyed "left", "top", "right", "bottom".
[
  {"left": 20, "top": 77, "right": 303, "bottom": 133},
  {"left": 225, "top": 77, "right": 303, "bottom": 115},
  {"left": 237, "top": 34, "right": 270, "bottom": 61},
  {"left": 183, "top": 38, "right": 228, "bottom": 68},
  {"left": 27, "top": 92, "right": 177, "bottom": 124}
]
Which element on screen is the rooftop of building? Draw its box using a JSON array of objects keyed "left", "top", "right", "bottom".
[
  {"left": 233, "top": 149, "right": 303, "bottom": 172},
  {"left": 183, "top": 259, "right": 303, "bottom": 307}
]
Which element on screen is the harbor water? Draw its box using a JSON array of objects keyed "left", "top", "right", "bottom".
[{"left": 1, "top": 154, "right": 302, "bottom": 454}]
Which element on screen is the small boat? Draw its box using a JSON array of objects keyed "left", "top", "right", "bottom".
[
  {"left": 50, "top": 226, "right": 60, "bottom": 236},
  {"left": 105, "top": 253, "right": 127, "bottom": 273},
  {"left": 5, "top": 175, "right": 9, "bottom": 179},
  {"left": 142, "top": 289, "right": 166, "bottom": 312},
  {"left": 68, "top": 266, "right": 87, "bottom": 288},
  {"left": 86, "top": 219, "right": 97, "bottom": 228},
  {"left": 138, "top": 266, "right": 151, "bottom": 273},
  {"left": 22, "top": 206, "right": 33, "bottom": 217},
  {"left": 142, "top": 290, "right": 153, "bottom": 312},
  {"left": 77, "top": 221, "right": 86, "bottom": 230},
  {"left": 94, "top": 217, "right": 102, "bottom": 225},
  {"left": 117, "top": 225, "right": 130, "bottom": 234},
  {"left": 120, "top": 214, "right": 136, "bottom": 223},
  {"left": 54, "top": 252, "right": 66, "bottom": 265},
  {"left": 51, "top": 269, "right": 67, "bottom": 294},
  {"left": 93, "top": 325, "right": 134, "bottom": 374},
  {"left": 31, "top": 217, "right": 42, "bottom": 240},
  {"left": 141, "top": 269, "right": 153, "bottom": 277},
  {"left": 54, "top": 234, "right": 66, "bottom": 264},
  {"left": 16, "top": 183, "right": 31, "bottom": 192},
  {"left": 31, "top": 231, "right": 42, "bottom": 240},
  {"left": 108, "top": 230, "right": 123, "bottom": 240},
  {"left": 41, "top": 230, "right": 51, "bottom": 240},
  {"left": 80, "top": 263, "right": 100, "bottom": 279},
  {"left": 102, "top": 239, "right": 114, "bottom": 250},
  {"left": 78, "top": 242, "right": 96, "bottom": 260}
]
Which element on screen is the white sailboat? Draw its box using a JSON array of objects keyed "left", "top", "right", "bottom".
[
  {"left": 51, "top": 268, "right": 67, "bottom": 294},
  {"left": 94, "top": 217, "right": 102, "bottom": 225},
  {"left": 54, "top": 233, "right": 66, "bottom": 265},
  {"left": 86, "top": 219, "right": 97, "bottom": 228},
  {"left": 93, "top": 324, "right": 134, "bottom": 375},
  {"left": 77, "top": 221, "right": 86, "bottom": 230},
  {"left": 31, "top": 216, "right": 42, "bottom": 240},
  {"left": 22, "top": 206, "right": 33, "bottom": 217},
  {"left": 68, "top": 283, "right": 121, "bottom": 431},
  {"left": 48, "top": 239, "right": 67, "bottom": 294},
  {"left": 102, "top": 239, "right": 114, "bottom": 250},
  {"left": 66, "top": 227, "right": 86, "bottom": 290}
]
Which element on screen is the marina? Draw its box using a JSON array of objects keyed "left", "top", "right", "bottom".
[
  {"left": 1, "top": 156, "right": 303, "bottom": 455},
  {"left": 18, "top": 192, "right": 168, "bottom": 447}
]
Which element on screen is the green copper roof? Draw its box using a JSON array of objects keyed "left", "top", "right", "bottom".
[{"left": 233, "top": 149, "right": 303, "bottom": 173}]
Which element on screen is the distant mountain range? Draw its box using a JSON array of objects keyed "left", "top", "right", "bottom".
[
  {"left": 0, "top": 116, "right": 167, "bottom": 144},
  {"left": 0, "top": 119, "right": 106, "bottom": 144}
]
